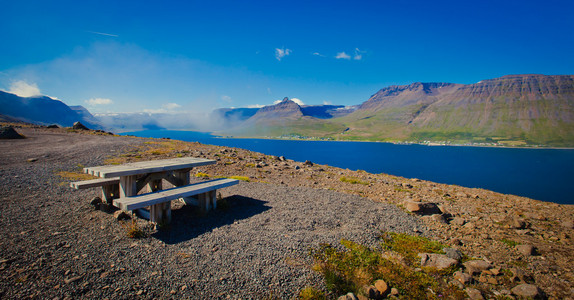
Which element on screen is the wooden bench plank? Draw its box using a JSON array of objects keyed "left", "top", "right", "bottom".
[
  {"left": 83, "top": 157, "right": 216, "bottom": 178},
  {"left": 70, "top": 177, "right": 120, "bottom": 189},
  {"left": 113, "top": 178, "right": 239, "bottom": 211}
]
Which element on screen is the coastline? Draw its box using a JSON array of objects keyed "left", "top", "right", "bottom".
[{"left": 1, "top": 127, "right": 573, "bottom": 299}]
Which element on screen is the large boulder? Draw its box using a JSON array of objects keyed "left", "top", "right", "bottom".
[
  {"left": 418, "top": 253, "right": 458, "bottom": 270},
  {"left": 511, "top": 284, "right": 543, "bottom": 299},
  {"left": 72, "top": 121, "right": 89, "bottom": 130},
  {"left": 0, "top": 127, "right": 25, "bottom": 139},
  {"left": 405, "top": 201, "right": 441, "bottom": 215}
]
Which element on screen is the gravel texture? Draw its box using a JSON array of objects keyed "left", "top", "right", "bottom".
[{"left": 0, "top": 128, "right": 424, "bottom": 299}]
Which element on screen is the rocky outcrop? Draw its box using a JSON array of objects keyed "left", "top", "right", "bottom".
[{"left": 0, "top": 126, "right": 25, "bottom": 139}]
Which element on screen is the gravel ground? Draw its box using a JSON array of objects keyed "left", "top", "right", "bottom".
[{"left": 0, "top": 128, "right": 424, "bottom": 299}]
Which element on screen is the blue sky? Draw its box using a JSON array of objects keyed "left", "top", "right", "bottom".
[{"left": 1, "top": 0, "right": 573, "bottom": 113}]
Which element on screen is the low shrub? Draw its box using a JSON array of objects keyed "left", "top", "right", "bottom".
[{"left": 339, "top": 176, "right": 369, "bottom": 185}]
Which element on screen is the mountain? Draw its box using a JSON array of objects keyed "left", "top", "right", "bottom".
[
  {"left": 220, "top": 75, "right": 574, "bottom": 146},
  {"left": 0, "top": 91, "right": 103, "bottom": 129}
]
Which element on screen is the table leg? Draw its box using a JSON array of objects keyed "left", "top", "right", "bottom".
[
  {"left": 119, "top": 175, "right": 137, "bottom": 198},
  {"left": 150, "top": 202, "right": 171, "bottom": 224},
  {"left": 147, "top": 178, "right": 171, "bottom": 224}
]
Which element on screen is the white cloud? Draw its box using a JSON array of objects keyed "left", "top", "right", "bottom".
[
  {"left": 162, "top": 103, "right": 182, "bottom": 110},
  {"left": 221, "top": 95, "right": 232, "bottom": 102},
  {"left": 85, "top": 98, "right": 113, "bottom": 106},
  {"left": 275, "top": 47, "right": 292, "bottom": 61},
  {"left": 247, "top": 104, "right": 265, "bottom": 108},
  {"left": 7, "top": 80, "right": 41, "bottom": 97},
  {"left": 335, "top": 52, "right": 351, "bottom": 60},
  {"left": 323, "top": 100, "right": 332, "bottom": 105},
  {"left": 353, "top": 48, "right": 365, "bottom": 60},
  {"left": 273, "top": 97, "right": 304, "bottom": 105},
  {"left": 291, "top": 98, "right": 304, "bottom": 105},
  {"left": 313, "top": 52, "right": 325, "bottom": 57}
]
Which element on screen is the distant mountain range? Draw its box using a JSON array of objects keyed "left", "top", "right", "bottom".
[
  {"left": 0, "top": 91, "right": 102, "bottom": 129},
  {"left": 221, "top": 74, "right": 574, "bottom": 147},
  {"left": 2, "top": 74, "right": 573, "bottom": 146}
]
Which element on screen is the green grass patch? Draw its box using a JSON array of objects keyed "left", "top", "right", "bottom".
[
  {"left": 220, "top": 175, "right": 250, "bottom": 182},
  {"left": 298, "top": 286, "right": 325, "bottom": 300},
  {"left": 500, "top": 238, "right": 520, "bottom": 247},
  {"left": 309, "top": 236, "right": 464, "bottom": 299},
  {"left": 339, "top": 176, "right": 369, "bottom": 185},
  {"left": 195, "top": 172, "right": 210, "bottom": 178}
]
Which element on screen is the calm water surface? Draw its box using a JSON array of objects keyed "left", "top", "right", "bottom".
[{"left": 122, "top": 130, "right": 574, "bottom": 204}]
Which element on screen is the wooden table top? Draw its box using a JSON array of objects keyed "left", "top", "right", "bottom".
[{"left": 84, "top": 157, "right": 216, "bottom": 178}]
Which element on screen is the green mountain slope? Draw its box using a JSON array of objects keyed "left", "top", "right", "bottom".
[{"left": 224, "top": 74, "right": 574, "bottom": 146}]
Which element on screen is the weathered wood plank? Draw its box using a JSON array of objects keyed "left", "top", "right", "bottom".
[
  {"left": 113, "top": 178, "right": 238, "bottom": 211},
  {"left": 119, "top": 175, "right": 137, "bottom": 198},
  {"left": 84, "top": 157, "right": 215, "bottom": 178},
  {"left": 70, "top": 177, "right": 120, "bottom": 189}
]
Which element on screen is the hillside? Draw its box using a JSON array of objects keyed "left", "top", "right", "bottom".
[
  {"left": 223, "top": 74, "right": 574, "bottom": 146},
  {"left": 0, "top": 91, "right": 102, "bottom": 129}
]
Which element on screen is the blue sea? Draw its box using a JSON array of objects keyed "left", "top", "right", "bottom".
[{"left": 122, "top": 130, "right": 574, "bottom": 205}]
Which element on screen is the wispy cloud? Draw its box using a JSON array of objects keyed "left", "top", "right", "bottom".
[
  {"left": 6, "top": 80, "right": 41, "bottom": 97},
  {"left": 275, "top": 47, "right": 292, "bottom": 61},
  {"left": 221, "top": 95, "right": 232, "bottom": 103},
  {"left": 87, "top": 31, "right": 119, "bottom": 37},
  {"left": 86, "top": 97, "right": 113, "bottom": 105},
  {"left": 335, "top": 52, "right": 351, "bottom": 60},
  {"left": 247, "top": 104, "right": 265, "bottom": 108},
  {"left": 273, "top": 97, "right": 304, "bottom": 105},
  {"left": 313, "top": 52, "right": 325, "bottom": 57},
  {"left": 353, "top": 48, "right": 365, "bottom": 60},
  {"left": 162, "top": 103, "right": 181, "bottom": 110}
]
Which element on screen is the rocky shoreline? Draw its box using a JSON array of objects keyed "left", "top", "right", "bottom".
[{"left": 1, "top": 126, "right": 573, "bottom": 299}]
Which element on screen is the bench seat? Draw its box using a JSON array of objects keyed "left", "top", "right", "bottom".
[
  {"left": 70, "top": 177, "right": 120, "bottom": 189},
  {"left": 113, "top": 178, "right": 239, "bottom": 211}
]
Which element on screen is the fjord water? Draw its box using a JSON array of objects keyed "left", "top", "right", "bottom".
[{"left": 123, "top": 130, "right": 574, "bottom": 205}]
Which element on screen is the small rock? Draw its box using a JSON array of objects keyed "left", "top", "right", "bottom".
[
  {"left": 303, "top": 160, "right": 314, "bottom": 166},
  {"left": 561, "top": 220, "right": 574, "bottom": 229},
  {"left": 432, "top": 214, "right": 447, "bottom": 224},
  {"left": 113, "top": 210, "right": 131, "bottom": 221},
  {"left": 278, "top": 156, "right": 286, "bottom": 161},
  {"left": 374, "top": 279, "right": 390, "bottom": 296},
  {"left": 463, "top": 260, "right": 491, "bottom": 275},
  {"left": 362, "top": 285, "right": 380, "bottom": 299},
  {"left": 404, "top": 201, "right": 441, "bottom": 215},
  {"left": 443, "top": 248, "right": 463, "bottom": 261},
  {"left": 338, "top": 292, "right": 358, "bottom": 300},
  {"left": 465, "top": 288, "right": 484, "bottom": 300},
  {"left": 294, "top": 165, "right": 300, "bottom": 170},
  {"left": 516, "top": 244, "right": 537, "bottom": 256},
  {"left": 509, "top": 267, "right": 533, "bottom": 283},
  {"left": 390, "top": 288, "right": 399, "bottom": 296},
  {"left": 511, "top": 284, "right": 543, "bottom": 299},
  {"left": 511, "top": 218, "right": 528, "bottom": 229},
  {"left": 450, "top": 217, "right": 466, "bottom": 226},
  {"left": 454, "top": 271, "right": 473, "bottom": 284},
  {"left": 90, "top": 197, "right": 102, "bottom": 209},
  {"left": 451, "top": 238, "right": 462, "bottom": 246},
  {"left": 64, "top": 275, "right": 83, "bottom": 284},
  {"left": 418, "top": 253, "right": 458, "bottom": 270},
  {"left": 27, "top": 158, "right": 38, "bottom": 162}
]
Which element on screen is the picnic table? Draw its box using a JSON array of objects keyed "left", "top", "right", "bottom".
[{"left": 71, "top": 157, "right": 239, "bottom": 224}]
